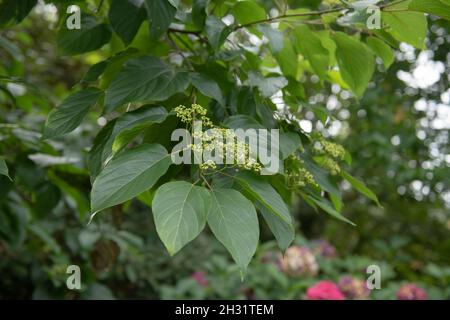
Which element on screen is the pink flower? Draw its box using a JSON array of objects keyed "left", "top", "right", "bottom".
[
  {"left": 311, "top": 239, "right": 337, "bottom": 258},
  {"left": 307, "top": 281, "right": 345, "bottom": 300},
  {"left": 338, "top": 276, "right": 370, "bottom": 300},
  {"left": 396, "top": 284, "right": 427, "bottom": 300},
  {"left": 191, "top": 271, "right": 208, "bottom": 287}
]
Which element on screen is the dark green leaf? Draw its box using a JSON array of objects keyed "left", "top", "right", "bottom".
[
  {"left": 43, "top": 88, "right": 103, "bottom": 139},
  {"left": 91, "top": 144, "right": 172, "bottom": 212}
]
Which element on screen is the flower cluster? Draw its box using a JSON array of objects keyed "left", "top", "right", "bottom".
[
  {"left": 175, "top": 104, "right": 262, "bottom": 173},
  {"left": 319, "top": 139, "right": 346, "bottom": 160},
  {"left": 311, "top": 239, "right": 337, "bottom": 258},
  {"left": 285, "top": 156, "right": 317, "bottom": 188},
  {"left": 175, "top": 103, "right": 212, "bottom": 126},
  {"left": 278, "top": 246, "right": 319, "bottom": 277},
  {"left": 306, "top": 281, "right": 345, "bottom": 300},
  {"left": 396, "top": 284, "right": 427, "bottom": 300},
  {"left": 338, "top": 276, "right": 370, "bottom": 300},
  {"left": 318, "top": 157, "right": 341, "bottom": 175}
]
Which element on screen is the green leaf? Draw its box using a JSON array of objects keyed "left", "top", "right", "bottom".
[
  {"left": 91, "top": 143, "right": 172, "bottom": 213},
  {"left": 144, "top": 0, "right": 177, "bottom": 40},
  {"left": 341, "top": 170, "right": 381, "bottom": 206},
  {"left": 279, "top": 132, "right": 301, "bottom": 159},
  {"left": 0, "top": 158, "right": 11, "bottom": 180},
  {"left": 190, "top": 73, "right": 224, "bottom": 105},
  {"left": 257, "top": 24, "right": 284, "bottom": 53},
  {"left": 247, "top": 71, "right": 288, "bottom": 97},
  {"left": 366, "top": 36, "right": 394, "bottom": 69},
  {"left": 0, "top": 36, "right": 23, "bottom": 60},
  {"left": 109, "top": 0, "right": 146, "bottom": 45},
  {"left": 104, "top": 56, "right": 189, "bottom": 112},
  {"left": 57, "top": 14, "right": 112, "bottom": 55},
  {"left": 333, "top": 32, "right": 375, "bottom": 97},
  {"left": 205, "top": 15, "right": 232, "bottom": 49},
  {"left": 233, "top": 0, "right": 266, "bottom": 25},
  {"left": 152, "top": 181, "right": 210, "bottom": 255},
  {"left": 409, "top": 0, "right": 450, "bottom": 21},
  {"left": 293, "top": 25, "right": 330, "bottom": 80},
  {"left": 305, "top": 193, "right": 355, "bottom": 226},
  {"left": 234, "top": 172, "right": 294, "bottom": 250},
  {"left": 43, "top": 88, "right": 103, "bottom": 139},
  {"left": 382, "top": 3, "right": 427, "bottom": 49},
  {"left": 274, "top": 39, "right": 298, "bottom": 78},
  {"left": 207, "top": 188, "right": 259, "bottom": 273},
  {"left": 112, "top": 105, "right": 168, "bottom": 153},
  {"left": 192, "top": 0, "right": 208, "bottom": 28}
]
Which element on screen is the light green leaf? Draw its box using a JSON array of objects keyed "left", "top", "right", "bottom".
[
  {"left": 104, "top": 56, "right": 189, "bottom": 112},
  {"left": 190, "top": 73, "right": 224, "bottom": 105},
  {"left": 205, "top": 15, "right": 232, "bottom": 49},
  {"left": 207, "top": 188, "right": 259, "bottom": 273},
  {"left": 0, "top": 158, "right": 11, "bottom": 180},
  {"left": 152, "top": 181, "right": 210, "bottom": 255},
  {"left": 341, "top": 170, "right": 381, "bottom": 206},
  {"left": 333, "top": 32, "right": 375, "bottom": 97},
  {"left": 257, "top": 24, "right": 284, "bottom": 53},
  {"left": 109, "top": 0, "right": 146, "bottom": 45},
  {"left": 57, "top": 14, "right": 111, "bottom": 55},
  {"left": 144, "top": 0, "right": 177, "bottom": 40},
  {"left": 293, "top": 25, "right": 330, "bottom": 80},
  {"left": 305, "top": 193, "right": 355, "bottom": 226},
  {"left": 247, "top": 71, "right": 288, "bottom": 97},
  {"left": 409, "top": 0, "right": 450, "bottom": 21},
  {"left": 234, "top": 171, "right": 294, "bottom": 250},
  {"left": 274, "top": 39, "right": 298, "bottom": 78},
  {"left": 43, "top": 88, "right": 103, "bottom": 139},
  {"left": 91, "top": 143, "right": 171, "bottom": 213},
  {"left": 382, "top": 2, "right": 427, "bottom": 49},
  {"left": 366, "top": 36, "right": 395, "bottom": 69},
  {"left": 233, "top": 0, "right": 266, "bottom": 25}
]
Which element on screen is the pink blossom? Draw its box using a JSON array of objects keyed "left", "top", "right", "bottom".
[
  {"left": 396, "top": 284, "right": 427, "bottom": 300},
  {"left": 191, "top": 271, "right": 208, "bottom": 287},
  {"left": 307, "top": 281, "right": 345, "bottom": 300}
]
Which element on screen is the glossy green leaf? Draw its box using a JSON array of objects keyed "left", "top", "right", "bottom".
[
  {"left": 144, "top": 0, "right": 177, "bottom": 40},
  {"left": 112, "top": 105, "right": 168, "bottom": 153},
  {"left": 190, "top": 73, "right": 224, "bottom": 105},
  {"left": 279, "top": 132, "right": 301, "bottom": 159},
  {"left": 305, "top": 193, "right": 355, "bottom": 226},
  {"left": 382, "top": 2, "right": 427, "bottom": 49},
  {"left": 0, "top": 158, "right": 11, "bottom": 180},
  {"left": 409, "top": 0, "right": 450, "bottom": 21},
  {"left": 341, "top": 170, "right": 381, "bottom": 206},
  {"left": 205, "top": 15, "right": 232, "bottom": 49},
  {"left": 366, "top": 36, "right": 394, "bottom": 69},
  {"left": 233, "top": 1, "right": 266, "bottom": 25},
  {"left": 57, "top": 14, "right": 112, "bottom": 55},
  {"left": 207, "top": 188, "right": 259, "bottom": 273},
  {"left": 247, "top": 72, "right": 288, "bottom": 97},
  {"left": 104, "top": 56, "right": 189, "bottom": 112},
  {"left": 91, "top": 143, "right": 171, "bottom": 212},
  {"left": 152, "top": 181, "right": 210, "bottom": 255},
  {"left": 234, "top": 172, "right": 294, "bottom": 250},
  {"left": 257, "top": 24, "right": 284, "bottom": 53},
  {"left": 43, "top": 88, "right": 103, "bottom": 139},
  {"left": 294, "top": 25, "right": 330, "bottom": 79},
  {"left": 109, "top": 0, "right": 146, "bottom": 45},
  {"left": 333, "top": 32, "right": 375, "bottom": 97}
]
